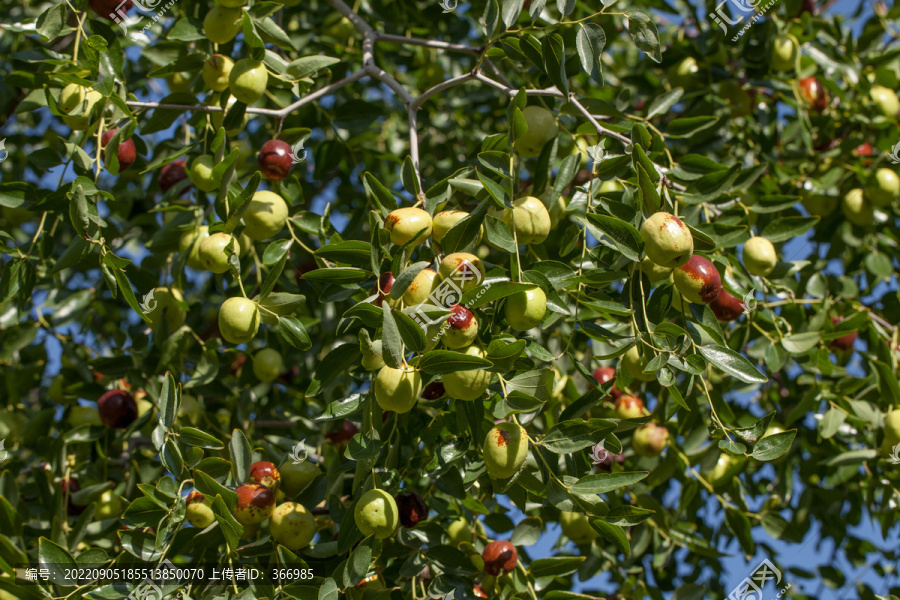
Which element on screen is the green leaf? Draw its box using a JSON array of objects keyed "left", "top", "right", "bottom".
[
  {"left": 625, "top": 11, "right": 661, "bottom": 62},
  {"left": 315, "top": 240, "right": 372, "bottom": 267},
  {"left": 541, "top": 34, "right": 568, "bottom": 96},
  {"left": 751, "top": 430, "right": 796, "bottom": 461},
  {"left": 541, "top": 419, "right": 616, "bottom": 454},
  {"left": 589, "top": 519, "right": 630, "bottom": 555},
  {"left": 393, "top": 309, "right": 427, "bottom": 353},
  {"left": 761, "top": 216, "right": 819, "bottom": 243},
  {"left": 570, "top": 471, "right": 649, "bottom": 495},
  {"left": 363, "top": 172, "right": 398, "bottom": 213},
  {"left": 210, "top": 495, "right": 242, "bottom": 551},
  {"left": 180, "top": 427, "right": 224, "bottom": 449},
  {"left": 698, "top": 344, "right": 767, "bottom": 384},
  {"left": 278, "top": 316, "right": 312, "bottom": 351},
  {"left": 158, "top": 371, "right": 178, "bottom": 429},
  {"left": 39, "top": 537, "right": 77, "bottom": 585},
  {"left": 229, "top": 428, "right": 252, "bottom": 484},
  {"left": 583, "top": 213, "right": 643, "bottom": 261},
  {"left": 529, "top": 556, "right": 584, "bottom": 578},
  {"left": 301, "top": 267, "right": 369, "bottom": 284},
  {"left": 381, "top": 303, "right": 403, "bottom": 368},
  {"left": 603, "top": 505, "right": 655, "bottom": 526},
  {"left": 647, "top": 88, "right": 683, "bottom": 119},
  {"left": 575, "top": 23, "right": 606, "bottom": 86}
]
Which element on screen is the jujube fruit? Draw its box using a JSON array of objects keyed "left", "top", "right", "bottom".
[
  {"left": 384, "top": 207, "right": 433, "bottom": 248},
  {"left": 559, "top": 511, "right": 598, "bottom": 544},
  {"left": 504, "top": 287, "right": 546, "bottom": 331},
  {"left": 515, "top": 105, "right": 558, "bottom": 158},
  {"left": 229, "top": 59, "right": 268, "bottom": 105},
  {"left": 233, "top": 483, "right": 275, "bottom": 525},
  {"left": 742, "top": 236, "right": 777, "bottom": 277},
  {"left": 633, "top": 422, "right": 669, "bottom": 457},
  {"left": 674, "top": 255, "right": 722, "bottom": 304},
  {"left": 482, "top": 540, "right": 517, "bottom": 575},
  {"left": 218, "top": 297, "right": 260, "bottom": 345},
  {"left": 374, "top": 365, "right": 422, "bottom": 413},
  {"left": 438, "top": 253, "right": 486, "bottom": 295},
  {"left": 243, "top": 190, "right": 288, "bottom": 241},
  {"left": 354, "top": 488, "right": 399, "bottom": 539},
  {"left": 258, "top": 139, "right": 294, "bottom": 182},
  {"left": 98, "top": 390, "right": 138, "bottom": 429},
  {"left": 442, "top": 345, "right": 493, "bottom": 401},
  {"left": 203, "top": 6, "right": 243, "bottom": 45},
  {"left": 185, "top": 491, "right": 216, "bottom": 528},
  {"left": 482, "top": 423, "right": 528, "bottom": 479},
  {"left": 395, "top": 490, "right": 428, "bottom": 528},
  {"left": 443, "top": 304, "right": 478, "bottom": 349},
  {"left": 202, "top": 54, "right": 234, "bottom": 92},
  {"left": 269, "top": 502, "right": 316, "bottom": 550},
  {"left": 640, "top": 212, "right": 693, "bottom": 268},
  {"left": 502, "top": 196, "right": 551, "bottom": 245},
  {"left": 100, "top": 128, "right": 137, "bottom": 171},
  {"left": 248, "top": 461, "right": 281, "bottom": 490},
  {"left": 199, "top": 232, "right": 239, "bottom": 273}
]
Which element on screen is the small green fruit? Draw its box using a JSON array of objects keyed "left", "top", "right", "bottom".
[
  {"left": 881, "top": 409, "right": 900, "bottom": 453},
  {"left": 252, "top": 348, "right": 284, "bottom": 382},
  {"left": 432, "top": 210, "right": 480, "bottom": 245},
  {"left": 668, "top": 56, "right": 699, "bottom": 88},
  {"left": 801, "top": 193, "right": 838, "bottom": 216},
  {"left": 482, "top": 423, "right": 529, "bottom": 479},
  {"left": 502, "top": 196, "right": 551, "bottom": 245},
  {"left": 438, "top": 253, "right": 486, "bottom": 295},
  {"left": 189, "top": 155, "right": 220, "bottom": 192},
  {"left": 374, "top": 365, "right": 422, "bottom": 413},
  {"left": 354, "top": 489, "right": 399, "bottom": 539},
  {"left": 218, "top": 297, "right": 260, "bottom": 344},
  {"left": 842, "top": 188, "right": 873, "bottom": 226},
  {"left": 279, "top": 461, "right": 320, "bottom": 497},
  {"left": 243, "top": 190, "right": 288, "bottom": 240},
  {"left": 559, "top": 511, "right": 598, "bottom": 544},
  {"left": 515, "top": 106, "right": 558, "bottom": 158},
  {"left": 771, "top": 34, "right": 798, "bottom": 71},
  {"left": 870, "top": 85, "right": 900, "bottom": 118},
  {"left": 146, "top": 286, "right": 186, "bottom": 333},
  {"left": 443, "top": 346, "right": 493, "bottom": 401},
  {"left": 269, "top": 502, "right": 316, "bottom": 550},
  {"left": 199, "top": 232, "right": 239, "bottom": 273},
  {"left": 867, "top": 168, "right": 899, "bottom": 207},
  {"left": 203, "top": 6, "right": 243, "bottom": 45},
  {"left": 622, "top": 345, "right": 655, "bottom": 382},
  {"left": 402, "top": 268, "right": 438, "bottom": 306},
  {"left": 384, "top": 207, "right": 433, "bottom": 247},
  {"left": 633, "top": 422, "right": 669, "bottom": 457},
  {"left": 504, "top": 287, "right": 546, "bottom": 331},
  {"left": 180, "top": 226, "right": 210, "bottom": 270},
  {"left": 229, "top": 59, "right": 268, "bottom": 105},
  {"left": 640, "top": 212, "right": 694, "bottom": 268},
  {"left": 634, "top": 257, "right": 672, "bottom": 282},
  {"left": 185, "top": 491, "right": 216, "bottom": 528},
  {"left": 95, "top": 490, "right": 122, "bottom": 520},
  {"left": 703, "top": 453, "right": 743, "bottom": 486},
  {"left": 202, "top": 54, "right": 234, "bottom": 92},
  {"left": 59, "top": 83, "right": 86, "bottom": 113},
  {"left": 446, "top": 517, "right": 473, "bottom": 545},
  {"left": 742, "top": 236, "right": 777, "bottom": 277},
  {"left": 62, "top": 89, "right": 103, "bottom": 130}
]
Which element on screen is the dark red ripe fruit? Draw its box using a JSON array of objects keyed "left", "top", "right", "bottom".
[
  {"left": 421, "top": 381, "right": 446, "bottom": 400},
  {"left": 447, "top": 304, "right": 475, "bottom": 330},
  {"left": 62, "top": 478, "right": 85, "bottom": 516},
  {"left": 90, "top": 0, "right": 133, "bottom": 20},
  {"left": 100, "top": 129, "right": 137, "bottom": 171},
  {"left": 710, "top": 289, "right": 746, "bottom": 322},
  {"left": 248, "top": 461, "right": 281, "bottom": 490},
  {"left": 395, "top": 490, "right": 428, "bottom": 528},
  {"left": 799, "top": 77, "right": 828, "bottom": 113},
  {"left": 592, "top": 366, "right": 621, "bottom": 400},
  {"left": 258, "top": 140, "right": 294, "bottom": 182},
  {"left": 373, "top": 273, "right": 394, "bottom": 307},
  {"left": 159, "top": 160, "right": 190, "bottom": 195},
  {"left": 853, "top": 142, "right": 874, "bottom": 157},
  {"left": 234, "top": 483, "right": 276, "bottom": 525},
  {"left": 677, "top": 255, "right": 722, "bottom": 304},
  {"left": 482, "top": 540, "right": 517, "bottom": 576},
  {"left": 325, "top": 420, "right": 358, "bottom": 445},
  {"left": 829, "top": 316, "right": 858, "bottom": 352},
  {"left": 97, "top": 390, "right": 138, "bottom": 429},
  {"left": 796, "top": 0, "right": 815, "bottom": 16}
]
